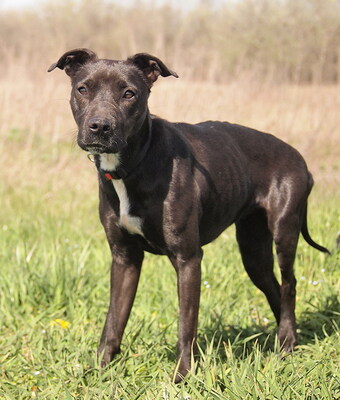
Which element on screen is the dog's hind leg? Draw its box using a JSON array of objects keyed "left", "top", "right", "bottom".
[
  {"left": 236, "top": 209, "right": 281, "bottom": 324},
  {"left": 269, "top": 209, "right": 301, "bottom": 352}
]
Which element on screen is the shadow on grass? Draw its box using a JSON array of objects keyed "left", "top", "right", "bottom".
[
  {"left": 298, "top": 294, "right": 339, "bottom": 344},
  {"left": 195, "top": 294, "right": 339, "bottom": 361},
  {"left": 93, "top": 294, "right": 339, "bottom": 376}
]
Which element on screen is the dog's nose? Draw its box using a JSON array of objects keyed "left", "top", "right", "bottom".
[{"left": 88, "top": 118, "right": 112, "bottom": 134}]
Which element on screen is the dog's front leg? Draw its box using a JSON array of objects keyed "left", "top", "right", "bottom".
[
  {"left": 98, "top": 249, "right": 144, "bottom": 367},
  {"left": 170, "top": 249, "right": 203, "bottom": 383}
]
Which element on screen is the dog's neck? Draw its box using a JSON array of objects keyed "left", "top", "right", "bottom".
[{"left": 96, "top": 114, "right": 152, "bottom": 180}]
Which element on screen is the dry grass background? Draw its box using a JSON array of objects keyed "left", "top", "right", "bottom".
[
  {"left": 1, "top": 70, "right": 339, "bottom": 194},
  {"left": 0, "top": 0, "right": 339, "bottom": 193}
]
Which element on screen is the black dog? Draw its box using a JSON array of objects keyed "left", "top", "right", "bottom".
[{"left": 49, "top": 49, "right": 329, "bottom": 382}]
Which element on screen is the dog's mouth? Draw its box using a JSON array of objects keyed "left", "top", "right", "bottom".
[
  {"left": 78, "top": 135, "right": 127, "bottom": 154},
  {"left": 78, "top": 143, "right": 119, "bottom": 155},
  {"left": 82, "top": 144, "right": 107, "bottom": 154}
]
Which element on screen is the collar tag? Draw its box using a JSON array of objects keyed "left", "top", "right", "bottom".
[
  {"left": 87, "top": 153, "right": 96, "bottom": 163},
  {"left": 104, "top": 173, "right": 113, "bottom": 180}
]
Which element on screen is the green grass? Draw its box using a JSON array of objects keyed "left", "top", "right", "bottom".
[{"left": 0, "top": 162, "right": 339, "bottom": 399}]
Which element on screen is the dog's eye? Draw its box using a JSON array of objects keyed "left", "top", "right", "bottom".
[
  {"left": 78, "top": 86, "right": 87, "bottom": 95},
  {"left": 123, "top": 90, "right": 135, "bottom": 99}
]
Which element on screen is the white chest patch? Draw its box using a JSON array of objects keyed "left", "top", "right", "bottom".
[
  {"left": 99, "top": 153, "right": 144, "bottom": 237},
  {"left": 111, "top": 180, "right": 144, "bottom": 237},
  {"left": 100, "top": 153, "right": 120, "bottom": 171}
]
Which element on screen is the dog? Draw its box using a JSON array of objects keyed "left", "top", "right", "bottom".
[{"left": 48, "top": 48, "right": 329, "bottom": 382}]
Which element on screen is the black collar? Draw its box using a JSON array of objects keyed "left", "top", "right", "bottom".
[{"left": 95, "top": 117, "right": 152, "bottom": 181}]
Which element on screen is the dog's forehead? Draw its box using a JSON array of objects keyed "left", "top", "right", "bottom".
[{"left": 75, "top": 59, "right": 145, "bottom": 87}]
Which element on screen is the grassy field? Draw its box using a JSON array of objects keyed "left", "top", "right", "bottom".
[
  {"left": 0, "top": 67, "right": 339, "bottom": 398},
  {"left": 0, "top": 166, "right": 339, "bottom": 399}
]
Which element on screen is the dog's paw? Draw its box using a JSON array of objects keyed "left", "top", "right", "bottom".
[
  {"left": 174, "top": 369, "right": 188, "bottom": 384},
  {"left": 278, "top": 326, "right": 297, "bottom": 353},
  {"left": 97, "top": 343, "right": 120, "bottom": 368},
  {"left": 173, "top": 359, "right": 191, "bottom": 384}
]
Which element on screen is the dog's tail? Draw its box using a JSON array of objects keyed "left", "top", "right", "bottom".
[{"left": 301, "top": 204, "right": 331, "bottom": 254}]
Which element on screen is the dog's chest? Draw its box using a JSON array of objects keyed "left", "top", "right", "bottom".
[
  {"left": 100, "top": 153, "right": 144, "bottom": 237},
  {"left": 111, "top": 179, "right": 144, "bottom": 237}
]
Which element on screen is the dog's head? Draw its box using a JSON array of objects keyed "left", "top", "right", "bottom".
[{"left": 48, "top": 48, "right": 178, "bottom": 154}]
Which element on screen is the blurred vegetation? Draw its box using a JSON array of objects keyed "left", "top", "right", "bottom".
[{"left": 0, "top": 0, "right": 339, "bottom": 84}]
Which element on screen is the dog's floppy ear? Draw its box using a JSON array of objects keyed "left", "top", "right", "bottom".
[
  {"left": 128, "top": 53, "right": 178, "bottom": 87},
  {"left": 48, "top": 48, "right": 97, "bottom": 77}
]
